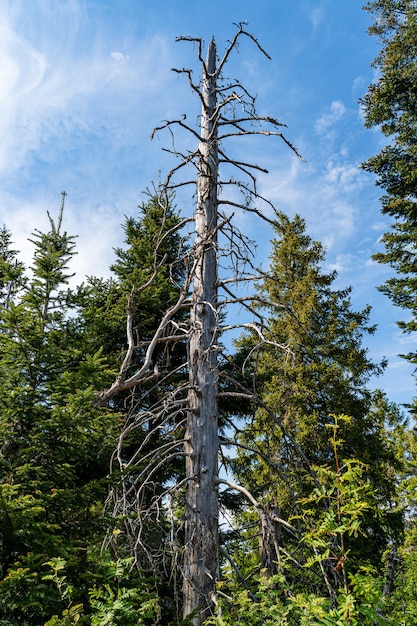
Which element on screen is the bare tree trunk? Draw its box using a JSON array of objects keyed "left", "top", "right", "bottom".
[
  {"left": 183, "top": 39, "right": 220, "bottom": 625},
  {"left": 98, "top": 24, "right": 303, "bottom": 624}
]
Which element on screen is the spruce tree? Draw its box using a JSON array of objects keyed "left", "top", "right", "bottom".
[
  {"left": 78, "top": 192, "right": 186, "bottom": 385},
  {"left": 360, "top": 3, "right": 417, "bottom": 620},
  {"left": 0, "top": 198, "right": 117, "bottom": 623},
  {"left": 76, "top": 193, "right": 188, "bottom": 622},
  {"left": 231, "top": 212, "right": 404, "bottom": 592},
  {"left": 362, "top": 0, "right": 417, "bottom": 380}
]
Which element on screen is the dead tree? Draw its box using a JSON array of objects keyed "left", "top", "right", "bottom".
[
  {"left": 182, "top": 37, "right": 220, "bottom": 623},
  {"left": 98, "top": 24, "right": 303, "bottom": 625}
]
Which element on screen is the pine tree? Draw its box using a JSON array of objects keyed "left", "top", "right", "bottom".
[
  {"left": 230, "top": 212, "right": 404, "bottom": 593},
  {"left": 75, "top": 193, "right": 188, "bottom": 622},
  {"left": 0, "top": 197, "right": 117, "bottom": 624},
  {"left": 79, "top": 192, "right": 186, "bottom": 377},
  {"left": 360, "top": 3, "right": 417, "bottom": 620},
  {"left": 0, "top": 226, "right": 25, "bottom": 309},
  {"left": 362, "top": 0, "right": 417, "bottom": 380}
]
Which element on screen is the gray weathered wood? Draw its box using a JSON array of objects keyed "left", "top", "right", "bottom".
[
  {"left": 97, "top": 24, "right": 302, "bottom": 626},
  {"left": 183, "top": 38, "right": 220, "bottom": 624}
]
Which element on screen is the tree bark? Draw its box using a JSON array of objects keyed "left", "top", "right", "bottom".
[{"left": 183, "top": 38, "right": 220, "bottom": 625}]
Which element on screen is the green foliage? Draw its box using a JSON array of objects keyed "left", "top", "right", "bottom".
[
  {"left": 205, "top": 580, "right": 291, "bottom": 625},
  {"left": 379, "top": 422, "right": 417, "bottom": 623},
  {"left": 384, "top": 527, "right": 417, "bottom": 624},
  {"left": 214, "top": 416, "right": 391, "bottom": 625},
  {"left": 208, "top": 570, "right": 387, "bottom": 625},
  {"left": 42, "top": 555, "right": 160, "bottom": 626},
  {"left": 360, "top": 7, "right": 417, "bottom": 615},
  {"left": 0, "top": 201, "right": 118, "bottom": 624},
  {"left": 294, "top": 417, "right": 373, "bottom": 577},
  {"left": 88, "top": 558, "right": 159, "bottom": 625},
  {"left": 362, "top": 0, "right": 417, "bottom": 375},
  {"left": 0, "top": 225, "right": 25, "bottom": 308},
  {"left": 43, "top": 557, "right": 85, "bottom": 625},
  {"left": 208, "top": 580, "right": 381, "bottom": 626},
  {"left": 231, "top": 212, "right": 404, "bottom": 584}
]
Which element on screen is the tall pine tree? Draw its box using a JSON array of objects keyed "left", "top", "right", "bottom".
[
  {"left": 0, "top": 197, "right": 118, "bottom": 624},
  {"left": 362, "top": 0, "right": 417, "bottom": 385},
  {"left": 230, "top": 212, "right": 404, "bottom": 593},
  {"left": 76, "top": 193, "right": 188, "bottom": 622}
]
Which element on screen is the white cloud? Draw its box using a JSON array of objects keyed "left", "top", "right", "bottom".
[
  {"left": 371, "top": 220, "right": 388, "bottom": 231},
  {"left": 324, "top": 161, "right": 363, "bottom": 192},
  {"left": 0, "top": 23, "right": 48, "bottom": 171},
  {"left": 326, "top": 253, "right": 353, "bottom": 274},
  {"left": 0, "top": 2, "right": 178, "bottom": 183},
  {"left": 315, "top": 100, "right": 346, "bottom": 134},
  {"left": 259, "top": 154, "right": 357, "bottom": 253},
  {"left": 309, "top": 7, "right": 325, "bottom": 33},
  {"left": 352, "top": 75, "right": 367, "bottom": 96},
  {"left": 0, "top": 1, "right": 186, "bottom": 283},
  {"left": 320, "top": 199, "right": 356, "bottom": 248},
  {"left": 110, "top": 51, "right": 129, "bottom": 63},
  {"left": 259, "top": 156, "right": 306, "bottom": 215},
  {"left": 396, "top": 325, "right": 417, "bottom": 346}
]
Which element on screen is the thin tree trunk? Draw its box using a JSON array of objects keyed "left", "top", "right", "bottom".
[
  {"left": 377, "top": 546, "right": 398, "bottom": 616},
  {"left": 183, "top": 38, "right": 220, "bottom": 625}
]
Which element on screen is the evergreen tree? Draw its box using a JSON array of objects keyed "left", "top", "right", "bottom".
[
  {"left": 230, "top": 212, "right": 404, "bottom": 594},
  {"left": 361, "top": 6, "right": 417, "bottom": 616},
  {"left": 75, "top": 193, "right": 188, "bottom": 622},
  {"left": 79, "top": 192, "right": 186, "bottom": 378},
  {"left": 362, "top": 0, "right": 417, "bottom": 381},
  {"left": 0, "top": 226, "right": 25, "bottom": 309},
  {"left": 0, "top": 198, "right": 118, "bottom": 624}
]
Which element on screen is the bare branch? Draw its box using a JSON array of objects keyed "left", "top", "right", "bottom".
[
  {"left": 218, "top": 115, "right": 287, "bottom": 129},
  {"left": 96, "top": 252, "right": 195, "bottom": 404},
  {"left": 171, "top": 68, "right": 205, "bottom": 106},
  {"left": 215, "top": 478, "right": 297, "bottom": 535},
  {"left": 216, "top": 23, "right": 271, "bottom": 78},
  {"left": 151, "top": 116, "right": 202, "bottom": 143},
  {"left": 175, "top": 35, "right": 206, "bottom": 68}
]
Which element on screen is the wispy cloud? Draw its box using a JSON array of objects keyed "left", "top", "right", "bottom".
[
  {"left": 308, "top": 5, "right": 325, "bottom": 33},
  {"left": 110, "top": 51, "right": 129, "bottom": 63},
  {"left": 352, "top": 75, "right": 367, "bottom": 94},
  {"left": 0, "top": 0, "right": 184, "bottom": 182},
  {"left": 326, "top": 253, "right": 354, "bottom": 274},
  {"left": 260, "top": 156, "right": 358, "bottom": 253},
  {"left": 323, "top": 161, "right": 364, "bottom": 193},
  {"left": 315, "top": 100, "right": 346, "bottom": 135},
  {"left": 0, "top": 1, "right": 186, "bottom": 282}
]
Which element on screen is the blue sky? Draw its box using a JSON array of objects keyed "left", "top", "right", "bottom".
[{"left": 1, "top": 0, "right": 415, "bottom": 409}]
